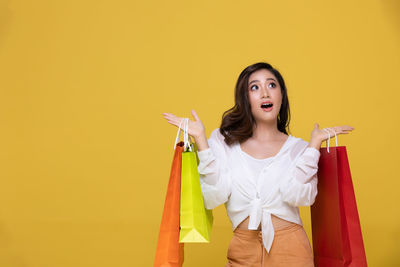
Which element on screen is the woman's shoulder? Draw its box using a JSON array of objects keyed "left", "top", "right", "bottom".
[
  {"left": 209, "top": 128, "right": 227, "bottom": 145},
  {"left": 206, "top": 128, "right": 237, "bottom": 160},
  {"left": 289, "top": 135, "right": 309, "bottom": 146},
  {"left": 209, "top": 128, "right": 235, "bottom": 149},
  {"left": 288, "top": 135, "right": 311, "bottom": 155}
]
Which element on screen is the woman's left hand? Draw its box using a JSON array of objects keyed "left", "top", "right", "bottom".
[{"left": 309, "top": 123, "right": 355, "bottom": 149}]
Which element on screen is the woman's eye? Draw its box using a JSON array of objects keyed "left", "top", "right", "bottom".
[
  {"left": 268, "top": 82, "right": 276, "bottom": 88},
  {"left": 250, "top": 85, "right": 258, "bottom": 90}
]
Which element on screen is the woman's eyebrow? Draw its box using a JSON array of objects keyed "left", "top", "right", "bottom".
[{"left": 249, "top": 78, "right": 276, "bottom": 85}]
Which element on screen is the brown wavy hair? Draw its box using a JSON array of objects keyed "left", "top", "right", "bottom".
[{"left": 220, "top": 62, "right": 291, "bottom": 146}]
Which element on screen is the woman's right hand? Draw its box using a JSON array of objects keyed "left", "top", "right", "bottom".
[{"left": 162, "top": 109, "right": 205, "bottom": 140}]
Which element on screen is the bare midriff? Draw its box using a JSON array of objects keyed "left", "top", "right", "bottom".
[{"left": 236, "top": 214, "right": 295, "bottom": 231}]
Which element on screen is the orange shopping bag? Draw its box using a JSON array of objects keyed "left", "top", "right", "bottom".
[{"left": 154, "top": 120, "right": 188, "bottom": 267}]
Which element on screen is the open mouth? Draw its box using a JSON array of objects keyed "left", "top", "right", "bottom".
[{"left": 261, "top": 103, "right": 273, "bottom": 109}]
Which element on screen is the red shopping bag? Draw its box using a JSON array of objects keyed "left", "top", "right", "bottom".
[
  {"left": 154, "top": 141, "right": 184, "bottom": 267},
  {"left": 311, "top": 140, "right": 367, "bottom": 266}
]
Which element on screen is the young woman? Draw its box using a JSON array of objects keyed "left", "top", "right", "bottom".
[{"left": 162, "top": 62, "right": 354, "bottom": 267}]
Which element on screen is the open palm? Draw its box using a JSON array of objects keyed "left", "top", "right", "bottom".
[
  {"left": 162, "top": 110, "right": 205, "bottom": 139},
  {"left": 312, "top": 123, "right": 355, "bottom": 143}
]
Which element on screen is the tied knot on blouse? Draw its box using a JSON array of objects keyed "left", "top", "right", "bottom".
[{"left": 248, "top": 197, "right": 276, "bottom": 252}]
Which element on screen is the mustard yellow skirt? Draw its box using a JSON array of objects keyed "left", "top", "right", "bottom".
[{"left": 225, "top": 216, "right": 314, "bottom": 267}]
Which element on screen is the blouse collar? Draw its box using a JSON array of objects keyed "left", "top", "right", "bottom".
[{"left": 235, "top": 134, "right": 294, "bottom": 161}]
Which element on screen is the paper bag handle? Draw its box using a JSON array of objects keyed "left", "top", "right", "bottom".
[
  {"left": 174, "top": 117, "right": 194, "bottom": 151},
  {"left": 322, "top": 128, "right": 338, "bottom": 153},
  {"left": 183, "top": 118, "right": 194, "bottom": 152},
  {"left": 174, "top": 118, "right": 185, "bottom": 150}
]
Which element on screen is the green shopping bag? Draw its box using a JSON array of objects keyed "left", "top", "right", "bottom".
[{"left": 179, "top": 118, "right": 213, "bottom": 243}]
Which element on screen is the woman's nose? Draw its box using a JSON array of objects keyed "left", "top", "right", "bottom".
[{"left": 262, "top": 86, "right": 269, "bottom": 97}]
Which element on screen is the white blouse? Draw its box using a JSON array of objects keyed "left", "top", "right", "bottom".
[
  {"left": 196, "top": 128, "right": 321, "bottom": 253},
  {"left": 238, "top": 145, "right": 274, "bottom": 183}
]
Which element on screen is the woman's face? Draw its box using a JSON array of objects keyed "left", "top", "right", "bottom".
[{"left": 247, "top": 69, "right": 282, "bottom": 124}]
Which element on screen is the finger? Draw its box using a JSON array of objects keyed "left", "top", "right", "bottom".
[
  {"left": 162, "top": 113, "right": 178, "bottom": 119},
  {"left": 330, "top": 127, "right": 352, "bottom": 135},
  {"left": 166, "top": 119, "right": 181, "bottom": 128},
  {"left": 314, "top": 123, "right": 319, "bottom": 129},
  {"left": 324, "top": 127, "right": 336, "bottom": 136},
  {"left": 330, "top": 127, "right": 345, "bottom": 135},
  {"left": 163, "top": 114, "right": 183, "bottom": 126},
  {"left": 163, "top": 113, "right": 177, "bottom": 120},
  {"left": 338, "top": 125, "right": 355, "bottom": 131},
  {"left": 164, "top": 114, "right": 185, "bottom": 125},
  {"left": 342, "top": 128, "right": 353, "bottom": 132},
  {"left": 192, "top": 109, "right": 200, "bottom": 121},
  {"left": 336, "top": 130, "right": 349, "bottom": 135},
  {"left": 336, "top": 127, "right": 354, "bottom": 134},
  {"left": 164, "top": 119, "right": 175, "bottom": 127}
]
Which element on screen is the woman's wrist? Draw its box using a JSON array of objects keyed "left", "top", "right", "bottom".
[
  {"left": 194, "top": 133, "right": 209, "bottom": 151},
  {"left": 308, "top": 138, "right": 322, "bottom": 150}
]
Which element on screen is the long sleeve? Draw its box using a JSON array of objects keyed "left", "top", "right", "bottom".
[
  {"left": 197, "top": 129, "right": 232, "bottom": 210},
  {"left": 279, "top": 146, "right": 321, "bottom": 207}
]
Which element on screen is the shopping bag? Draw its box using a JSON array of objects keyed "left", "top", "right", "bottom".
[
  {"left": 310, "top": 131, "right": 367, "bottom": 267},
  {"left": 154, "top": 120, "right": 188, "bottom": 267},
  {"left": 179, "top": 118, "right": 213, "bottom": 243}
]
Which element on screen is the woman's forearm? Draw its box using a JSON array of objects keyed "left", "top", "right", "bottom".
[{"left": 194, "top": 133, "right": 210, "bottom": 152}]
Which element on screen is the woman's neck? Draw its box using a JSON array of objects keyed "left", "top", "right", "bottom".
[{"left": 251, "top": 122, "right": 284, "bottom": 142}]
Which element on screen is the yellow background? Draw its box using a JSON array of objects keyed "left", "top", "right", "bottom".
[{"left": 0, "top": 0, "right": 399, "bottom": 266}]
